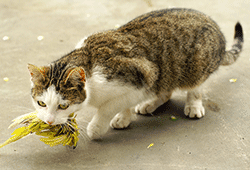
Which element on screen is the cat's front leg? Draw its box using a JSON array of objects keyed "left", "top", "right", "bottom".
[
  {"left": 87, "top": 99, "right": 132, "bottom": 139},
  {"left": 135, "top": 91, "right": 172, "bottom": 114},
  {"left": 87, "top": 112, "right": 111, "bottom": 140},
  {"left": 184, "top": 87, "right": 205, "bottom": 118},
  {"left": 87, "top": 103, "right": 117, "bottom": 139},
  {"left": 110, "top": 107, "right": 137, "bottom": 129}
]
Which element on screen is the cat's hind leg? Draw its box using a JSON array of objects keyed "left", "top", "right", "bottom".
[
  {"left": 135, "top": 91, "right": 172, "bottom": 115},
  {"left": 110, "top": 107, "right": 137, "bottom": 129},
  {"left": 184, "top": 87, "right": 205, "bottom": 118}
]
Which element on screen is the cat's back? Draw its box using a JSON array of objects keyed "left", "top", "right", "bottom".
[
  {"left": 77, "top": 8, "right": 227, "bottom": 90},
  {"left": 115, "top": 8, "right": 226, "bottom": 89},
  {"left": 117, "top": 8, "right": 226, "bottom": 51},
  {"left": 118, "top": 8, "right": 221, "bottom": 34}
]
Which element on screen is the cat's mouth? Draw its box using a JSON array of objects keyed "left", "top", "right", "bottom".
[
  {"left": 43, "top": 113, "right": 78, "bottom": 135},
  {"left": 43, "top": 113, "right": 76, "bottom": 126}
]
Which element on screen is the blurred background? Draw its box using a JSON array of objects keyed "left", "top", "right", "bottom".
[{"left": 0, "top": 0, "right": 249, "bottom": 169}]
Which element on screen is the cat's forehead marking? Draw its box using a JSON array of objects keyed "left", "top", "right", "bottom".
[
  {"left": 36, "top": 85, "right": 69, "bottom": 105},
  {"left": 47, "top": 63, "right": 69, "bottom": 90}
]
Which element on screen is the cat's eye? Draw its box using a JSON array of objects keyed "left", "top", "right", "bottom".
[
  {"left": 58, "top": 104, "right": 69, "bottom": 110},
  {"left": 37, "top": 101, "right": 46, "bottom": 107}
]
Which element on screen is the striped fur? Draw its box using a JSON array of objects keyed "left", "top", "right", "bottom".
[{"left": 28, "top": 8, "right": 244, "bottom": 138}]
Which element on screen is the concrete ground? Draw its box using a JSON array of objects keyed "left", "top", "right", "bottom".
[{"left": 0, "top": 0, "right": 249, "bottom": 169}]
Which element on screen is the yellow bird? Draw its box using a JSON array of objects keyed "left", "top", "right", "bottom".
[{"left": 0, "top": 111, "right": 79, "bottom": 149}]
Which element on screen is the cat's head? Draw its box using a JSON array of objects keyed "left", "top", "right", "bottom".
[{"left": 28, "top": 63, "right": 86, "bottom": 125}]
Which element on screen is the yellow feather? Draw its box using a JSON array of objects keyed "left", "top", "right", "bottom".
[{"left": 0, "top": 111, "right": 79, "bottom": 148}]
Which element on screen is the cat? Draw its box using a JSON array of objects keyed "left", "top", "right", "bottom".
[{"left": 28, "top": 8, "right": 243, "bottom": 140}]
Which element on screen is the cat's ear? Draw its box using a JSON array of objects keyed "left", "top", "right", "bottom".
[
  {"left": 27, "top": 64, "right": 48, "bottom": 83},
  {"left": 64, "top": 67, "right": 86, "bottom": 84}
]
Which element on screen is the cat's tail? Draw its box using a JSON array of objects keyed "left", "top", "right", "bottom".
[{"left": 221, "top": 22, "right": 244, "bottom": 66}]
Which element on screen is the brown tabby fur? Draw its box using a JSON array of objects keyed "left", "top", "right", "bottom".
[{"left": 29, "top": 8, "right": 243, "bottom": 116}]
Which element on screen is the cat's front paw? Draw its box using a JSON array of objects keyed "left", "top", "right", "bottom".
[
  {"left": 184, "top": 104, "right": 205, "bottom": 118},
  {"left": 87, "top": 122, "right": 108, "bottom": 140},
  {"left": 135, "top": 102, "right": 158, "bottom": 114},
  {"left": 110, "top": 112, "right": 136, "bottom": 129}
]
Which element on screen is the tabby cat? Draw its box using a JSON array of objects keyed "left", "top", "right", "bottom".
[{"left": 28, "top": 8, "right": 243, "bottom": 139}]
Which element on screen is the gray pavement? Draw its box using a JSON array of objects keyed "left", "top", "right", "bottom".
[{"left": 0, "top": 0, "right": 250, "bottom": 169}]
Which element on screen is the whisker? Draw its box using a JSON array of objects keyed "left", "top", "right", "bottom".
[
  {"left": 78, "top": 132, "right": 90, "bottom": 142},
  {"left": 66, "top": 122, "right": 77, "bottom": 132},
  {"left": 64, "top": 123, "right": 91, "bottom": 145},
  {"left": 70, "top": 122, "right": 89, "bottom": 126},
  {"left": 80, "top": 123, "right": 102, "bottom": 140},
  {"left": 62, "top": 123, "right": 70, "bottom": 133},
  {"left": 67, "top": 122, "right": 78, "bottom": 135},
  {"left": 10, "top": 105, "right": 34, "bottom": 114},
  {"left": 62, "top": 117, "right": 103, "bottom": 143},
  {"left": 67, "top": 117, "right": 90, "bottom": 124},
  {"left": 74, "top": 124, "right": 91, "bottom": 141},
  {"left": 67, "top": 121, "right": 83, "bottom": 129}
]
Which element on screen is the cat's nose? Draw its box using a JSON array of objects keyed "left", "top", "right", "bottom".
[{"left": 47, "top": 121, "right": 54, "bottom": 125}]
